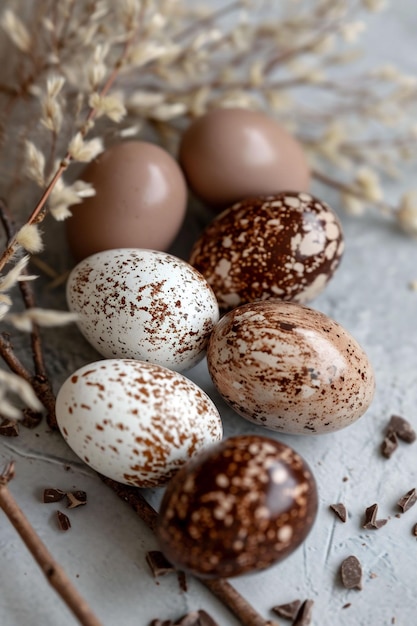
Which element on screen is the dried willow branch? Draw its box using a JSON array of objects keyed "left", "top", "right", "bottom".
[{"left": 0, "top": 461, "right": 103, "bottom": 626}]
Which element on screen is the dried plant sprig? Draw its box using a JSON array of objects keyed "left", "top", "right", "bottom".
[
  {"left": 0, "top": 369, "right": 42, "bottom": 419},
  {"left": 0, "top": 462, "right": 103, "bottom": 626}
]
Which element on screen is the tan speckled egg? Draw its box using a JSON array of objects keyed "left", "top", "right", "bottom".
[
  {"left": 207, "top": 301, "right": 375, "bottom": 434},
  {"left": 66, "top": 248, "right": 219, "bottom": 372},
  {"left": 66, "top": 141, "right": 187, "bottom": 262},
  {"left": 189, "top": 192, "right": 344, "bottom": 312},
  {"left": 157, "top": 434, "right": 318, "bottom": 578},
  {"left": 178, "top": 107, "right": 310, "bottom": 207},
  {"left": 55, "top": 359, "right": 223, "bottom": 487}
]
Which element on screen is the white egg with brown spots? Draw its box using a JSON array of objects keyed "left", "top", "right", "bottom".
[
  {"left": 207, "top": 301, "right": 375, "bottom": 434},
  {"left": 55, "top": 359, "right": 223, "bottom": 487},
  {"left": 189, "top": 191, "right": 344, "bottom": 312},
  {"left": 66, "top": 248, "right": 219, "bottom": 372}
]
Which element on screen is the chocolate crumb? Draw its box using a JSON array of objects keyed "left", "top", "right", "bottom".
[
  {"left": 386, "top": 415, "right": 416, "bottom": 443},
  {"left": 177, "top": 570, "right": 187, "bottom": 593},
  {"left": 342, "top": 476, "right": 349, "bottom": 482},
  {"left": 272, "top": 600, "right": 301, "bottom": 620},
  {"left": 0, "top": 419, "right": 19, "bottom": 437},
  {"left": 412, "top": 523, "right": 417, "bottom": 536},
  {"left": 197, "top": 611, "right": 219, "bottom": 626},
  {"left": 292, "top": 600, "right": 314, "bottom": 626},
  {"left": 146, "top": 551, "right": 175, "bottom": 578},
  {"left": 56, "top": 510, "right": 71, "bottom": 531},
  {"left": 363, "top": 503, "right": 387, "bottom": 529},
  {"left": 340, "top": 555, "right": 362, "bottom": 590},
  {"left": 43, "top": 488, "right": 66, "bottom": 503},
  {"left": 66, "top": 490, "right": 87, "bottom": 509},
  {"left": 398, "top": 488, "right": 417, "bottom": 513},
  {"left": 174, "top": 612, "right": 200, "bottom": 626},
  {"left": 329, "top": 502, "right": 347, "bottom": 522},
  {"left": 381, "top": 431, "right": 398, "bottom": 458},
  {"left": 342, "top": 603, "right": 351, "bottom": 609}
]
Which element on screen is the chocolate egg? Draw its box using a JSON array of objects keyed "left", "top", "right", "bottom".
[
  {"left": 178, "top": 107, "right": 310, "bottom": 207},
  {"left": 157, "top": 434, "right": 318, "bottom": 578},
  {"left": 189, "top": 192, "right": 344, "bottom": 311},
  {"left": 66, "top": 141, "right": 187, "bottom": 262},
  {"left": 207, "top": 301, "right": 375, "bottom": 434}
]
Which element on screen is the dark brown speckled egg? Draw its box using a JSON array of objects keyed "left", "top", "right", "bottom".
[
  {"left": 189, "top": 191, "right": 344, "bottom": 312},
  {"left": 207, "top": 301, "right": 375, "bottom": 434},
  {"left": 156, "top": 434, "right": 318, "bottom": 578}
]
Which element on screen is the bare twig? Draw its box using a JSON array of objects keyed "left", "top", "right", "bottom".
[
  {"left": 0, "top": 461, "right": 103, "bottom": 626},
  {"left": 100, "top": 476, "right": 278, "bottom": 626}
]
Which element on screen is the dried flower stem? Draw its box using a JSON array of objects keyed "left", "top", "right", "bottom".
[
  {"left": 312, "top": 168, "right": 392, "bottom": 215},
  {"left": 0, "top": 461, "right": 103, "bottom": 626},
  {"left": 100, "top": 476, "right": 278, "bottom": 626},
  {"left": 0, "top": 199, "right": 57, "bottom": 428},
  {"left": 0, "top": 10, "right": 143, "bottom": 275}
]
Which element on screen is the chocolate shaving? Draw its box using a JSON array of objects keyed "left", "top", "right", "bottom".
[
  {"left": 381, "top": 431, "right": 398, "bottom": 459},
  {"left": 66, "top": 490, "right": 87, "bottom": 509},
  {"left": 292, "top": 600, "right": 314, "bottom": 626},
  {"left": 272, "top": 600, "right": 301, "bottom": 620},
  {"left": 149, "top": 611, "right": 219, "bottom": 626},
  {"left": 56, "top": 510, "right": 71, "bottom": 531},
  {"left": 386, "top": 415, "right": 416, "bottom": 443},
  {"left": 329, "top": 502, "right": 347, "bottom": 522},
  {"left": 340, "top": 555, "right": 362, "bottom": 590},
  {"left": 43, "top": 488, "right": 66, "bottom": 503},
  {"left": 177, "top": 570, "right": 188, "bottom": 593},
  {"left": 146, "top": 551, "right": 175, "bottom": 578},
  {"left": 412, "top": 523, "right": 417, "bottom": 536},
  {"left": 342, "top": 603, "right": 351, "bottom": 609},
  {"left": 196, "top": 611, "right": 219, "bottom": 626},
  {"left": 363, "top": 503, "right": 388, "bottom": 529},
  {"left": 0, "top": 419, "right": 19, "bottom": 437},
  {"left": 398, "top": 488, "right": 417, "bottom": 513}
]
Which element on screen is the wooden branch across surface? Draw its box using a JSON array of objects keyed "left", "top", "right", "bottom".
[{"left": 0, "top": 462, "right": 103, "bottom": 626}]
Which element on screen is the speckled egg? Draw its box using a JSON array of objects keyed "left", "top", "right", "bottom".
[
  {"left": 157, "top": 434, "right": 318, "bottom": 578},
  {"left": 55, "top": 359, "right": 223, "bottom": 487},
  {"left": 178, "top": 107, "right": 310, "bottom": 207},
  {"left": 66, "top": 141, "right": 187, "bottom": 262},
  {"left": 66, "top": 249, "right": 219, "bottom": 372},
  {"left": 189, "top": 192, "right": 344, "bottom": 312},
  {"left": 207, "top": 301, "right": 375, "bottom": 434}
]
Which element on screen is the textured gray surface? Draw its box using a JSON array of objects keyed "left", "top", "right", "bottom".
[{"left": 1, "top": 3, "right": 417, "bottom": 625}]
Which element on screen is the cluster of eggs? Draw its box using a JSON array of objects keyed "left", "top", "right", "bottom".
[{"left": 56, "top": 107, "right": 375, "bottom": 578}]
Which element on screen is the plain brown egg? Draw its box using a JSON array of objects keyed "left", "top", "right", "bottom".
[
  {"left": 66, "top": 141, "right": 187, "bottom": 262},
  {"left": 178, "top": 107, "right": 310, "bottom": 207}
]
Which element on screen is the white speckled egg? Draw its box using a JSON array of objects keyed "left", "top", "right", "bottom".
[
  {"left": 207, "top": 301, "right": 375, "bottom": 434},
  {"left": 55, "top": 359, "right": 223, "bottom": 487},
  {"left": 189, "top": 192, "right": 344, "bottom": 312},
  {"left": 66, "top": 249, "right": 219, "bottom": 372}
]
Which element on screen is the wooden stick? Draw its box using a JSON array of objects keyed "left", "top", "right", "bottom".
[{"left": 0, "top": 461, "right": 103, "bottom": 626}]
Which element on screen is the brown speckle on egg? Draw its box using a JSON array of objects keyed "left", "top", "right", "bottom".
[
  {"left": 156, "top": 435, "right": 318, "bottom": 578},
  {"left": 189, "top": 192, "right": 344, "bottom": 312},
  {"left": 207, "top": 301, "right": 375, "bottom": 435}
]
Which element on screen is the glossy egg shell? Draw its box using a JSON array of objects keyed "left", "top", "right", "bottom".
[
  {"left": 207, "top": 301, "right": 375, "bottom": 434},
  {"left": 157, "top": 434, "right": 318, "bottom": 578},
  {"left": 66, "top": 248, "right": 219, "bottom": 372},
  {"left": 178, "top": 107, "right": 310, "bottom": 207},
  {"left": 66, "top": 141, "right": 187, "bottom": 262},
  {"left": 55, "top": 359, "right": 223, "bottom": 487},
  {"left": 189, "top": 192, "right": 344, "bottom": 312}
]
